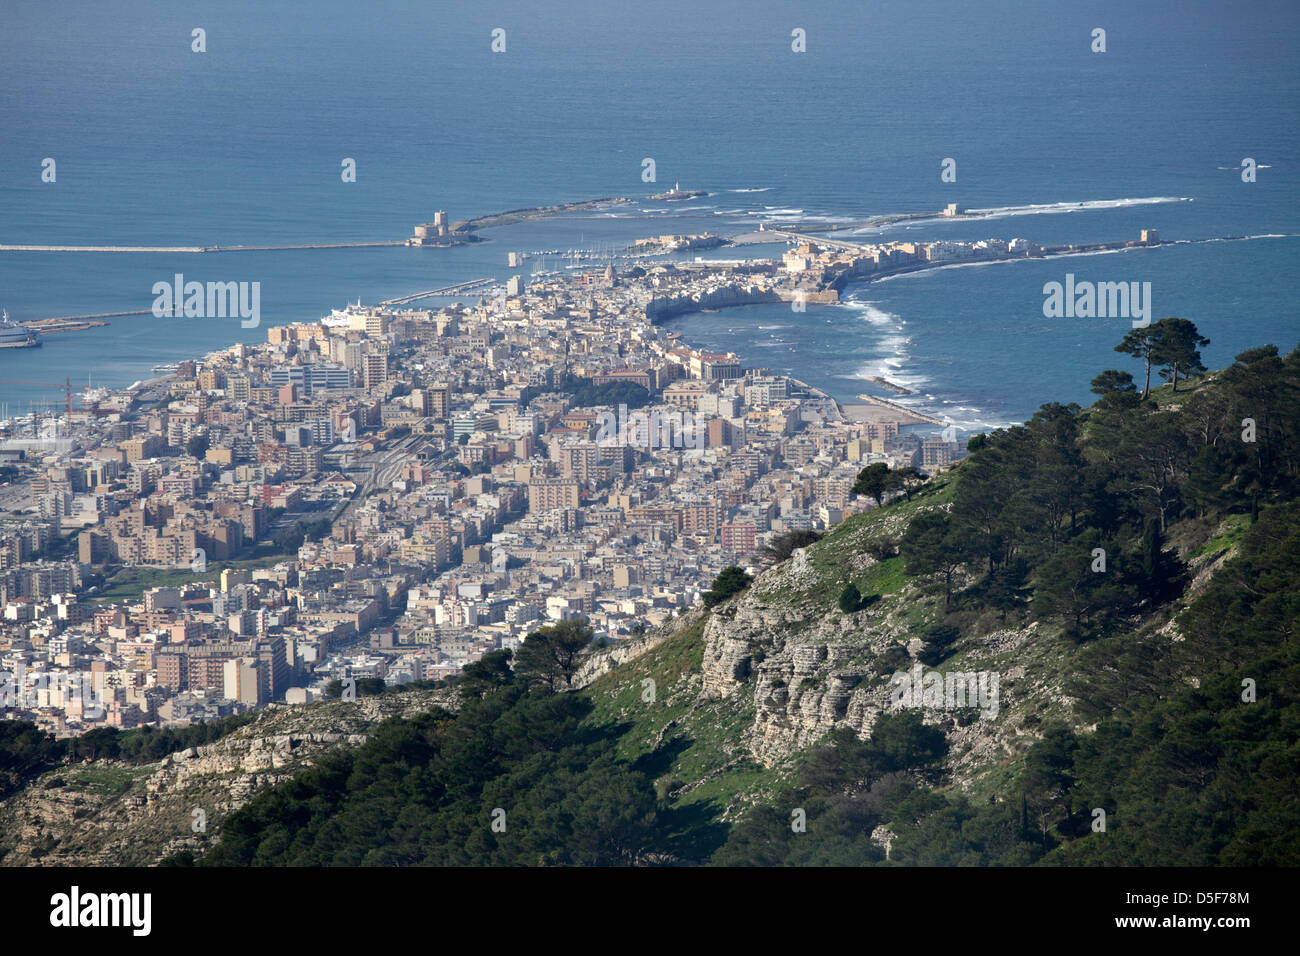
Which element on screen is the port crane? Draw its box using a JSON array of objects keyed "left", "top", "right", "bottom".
[{"left": 0, "top": 378, "right": 74, "bottom": 420}]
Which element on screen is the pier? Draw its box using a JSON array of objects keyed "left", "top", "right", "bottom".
[
  {"left": 855, "top": 394, "right": 948, "bottom": 425},
  {"left": 764, "top": 229, "right": 871, "bottom": 253},
  {"left": 18, "top": 316, "right": 116, "bottom": 335},
  {"left": 380, "top": 278, "right": 497, "bottom": 306},
  {"left": 0, "top": 242, "right": 405, "bottom": 254},
  {"left": 0, "top": 195, "right": 642, "bottom": 258}
]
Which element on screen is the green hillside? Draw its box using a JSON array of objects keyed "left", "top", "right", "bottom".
[{"left": 10, "top": 336, "right": 1293, "bottom": 866}]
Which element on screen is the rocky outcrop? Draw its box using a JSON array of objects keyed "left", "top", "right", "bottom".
[
  {"left": 0, "top": 688, "right": 454, "bottom": 867},
  {"left": 690, "top": 515, "right": 1069, "bottom": 783},
  {"left": 573, "top": 609, "right": 704, "bottom": 688}
]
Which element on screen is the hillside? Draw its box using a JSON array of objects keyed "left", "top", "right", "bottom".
[
  {"left": 0, "top": 689, "right": 453, "bottom": 866},
  {"left": 3, "top": 340, "right": 1297, "bottom": 865}
]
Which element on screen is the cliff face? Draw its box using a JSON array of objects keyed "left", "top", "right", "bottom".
[
  {"left": 644, "top": 498, "right": 1087, "bottom": 791},
  {"left": 0, "top": 689, "right": 454, "bottom": 867},
  {"left": 569, "top": 492, "right": 1085, "bottom": 827}
]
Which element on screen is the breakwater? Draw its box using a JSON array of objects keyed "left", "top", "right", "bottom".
[
  {"left": 452, "top": 197, "right": 633, "bottom": 232},
  {"left": 0, "top": 196, "right": 636, "bottom": 255},
  {"left": 0, "top": 242, "right": 405, "bottom": 254}
]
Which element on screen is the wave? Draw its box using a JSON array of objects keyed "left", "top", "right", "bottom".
[
  {"left": 838, "top": 299, "right": 898, "bottom": 326},
  {"left": 866, "top": 233, "right": 1297, "bottom": 284},
  {"left": 964, "top": 196, "right": 1191, "bottom": 218},
  {"left": 869, "top": 245, "right": 1151, "bottom": 283},
  {"left": 761, "top": 211, "right": 860, "bottom": 225},
  {"left": 1163, "top": 233, "right": 1296, "bottom": 243},
  {"left": 729, "top": 187, "right": 772, "bottom": 193},
  {"left": 849, "top": 196, "right": 1192, "bottom": 234},
  {"left": 839, "top": 361, "right": 928, "bottom": 389},
  {"left": 829, "top": 318, "right": 1060, "bottom": 429}
]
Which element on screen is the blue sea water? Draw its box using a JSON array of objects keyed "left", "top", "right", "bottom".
[{"left": 1, "top": 0, "right": 1297, "bottom": 431}]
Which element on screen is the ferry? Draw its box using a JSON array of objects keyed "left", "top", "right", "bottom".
[
  {"left": 0, "top": 310, "right": 39, "bottom": 349},
  {"left": 322, "top": 299, "right": 367, "bottom": 328}
]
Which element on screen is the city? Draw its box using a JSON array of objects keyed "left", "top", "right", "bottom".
[{"left": 0, "top": 241, "right": 968, "bottom": 736}]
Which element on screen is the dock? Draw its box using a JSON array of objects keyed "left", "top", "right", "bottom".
[
  {"left": 380, "top": 278, "right": 497, "bottom": 306},
  {"left": 0, "top": 242, "right": 405, "bottom": 254},
  {"left": 854, "top": 393, "right": 947, "bottom": 425},
  {"left": 18, "top": 317, "right": 115, "bottom": 334}
]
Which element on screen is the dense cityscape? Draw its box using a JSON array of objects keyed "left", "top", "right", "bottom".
[{"left": 0, "top": 234, "right": 974, "bottom": 735}]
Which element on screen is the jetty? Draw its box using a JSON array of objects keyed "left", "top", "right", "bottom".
[
  {"left": 855, "top": 393, "right": 947, "bottom": 425},
  {"left": 0, "top": 242, "right": 405, "bottom": 254},
  {"left": 380, "top": 278, "right": 497, "bottom": 306},
  {"left": 18, "top": 317, "right": 114, "bottom": 335}
]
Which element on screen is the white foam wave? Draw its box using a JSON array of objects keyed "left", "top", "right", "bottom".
[
  {"left": 869, "top": 245, "right": 1153, "bottom": 283},
  {"left": 863, "top": 233, "right": 1299, "bottom": 286},
  {"left": 969, "top": 196, "right": 1188, "bottom": 215},
  {"left": 838, "top": 299, "right": 898, "bottom": 326},
  {"left": 850, "top": 197, "right": 1192, "bottom": 234}
]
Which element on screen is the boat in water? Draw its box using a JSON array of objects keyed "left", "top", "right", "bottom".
[
  {"left": 0, "top": 310, "right": 40, "bottom": 348},
  {"left": 322, "top": 299, "right": 368, "bottom": 328}
]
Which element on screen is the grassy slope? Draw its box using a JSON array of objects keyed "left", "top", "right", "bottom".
[
  {"left": 0, "top": 687, "right": 451, "bottom": 866},
  {"left": 578, "top": 444, "right": 1254, "bottom": 842},
  {"left": 578, "top": 478, "right": 964, "bottom": 839},
  {"left": 582, "top": 618, "right": 777, "bottom": 817}
]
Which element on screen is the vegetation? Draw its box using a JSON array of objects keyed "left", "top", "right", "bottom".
[
  {"left": 702, "top": 566, "right": 751, "bottom": 608},
  {"left": 185, "top": 432, "right": 210, "bottom": 459},
  {"left": 1114, "top": 316, "right": 1211, "bottom": 398},
  {"left": 900, "top": 337, "right": 1297, "bottom": 641},
  {"left": 274, "top": 517, "right": 332, "bottom": 554},
  {"left": 19, "top": 330, "right": 1299, "bottom": 867},
  {"left": 762, "top": 529, "right": 821, "bottom": 564},
  {"left": 90, "top": 542, "right": 296, "bottom": 604},
  {"left": 512, "top": 619, "right": 597, "bottom": 691},
  {"left": 709, "top": 713, "right": 948, "bottom": 865},
  {"left": 0, "top": 715, "right": 256, "bottom": 799},
  {"left": 838, "top": 583, "right": 863, "bottom": 613},
  {"left": 198, "top": 690, "right": 662, "bottom": 865},
  {"left": 846, "top": 499, "right": 1300, "bottom": 865},
  {"left": 555, "top": 374, "right": 650, "bottom": 411}
]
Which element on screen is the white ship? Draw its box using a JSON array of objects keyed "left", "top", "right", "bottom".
[
  {"left": 0, "top": 310, "right": 39, "bottom": 349},
  {"left": 322, "top": 299, "right": 367, "bottom": 328}
]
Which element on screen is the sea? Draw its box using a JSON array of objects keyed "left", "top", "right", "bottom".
[{"left": 1, "top": 0, "right": 1297, "bottom": 437}]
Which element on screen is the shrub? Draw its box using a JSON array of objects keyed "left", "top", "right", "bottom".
[
  {"left": 839, "top": 583, "right": 863, "bottom": 613},
  {"left": 917, "top": 623, "right": 961, "bottom": 666},
  {"left": 703, "top": 567, "right": 751, "bottom": 608}
]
